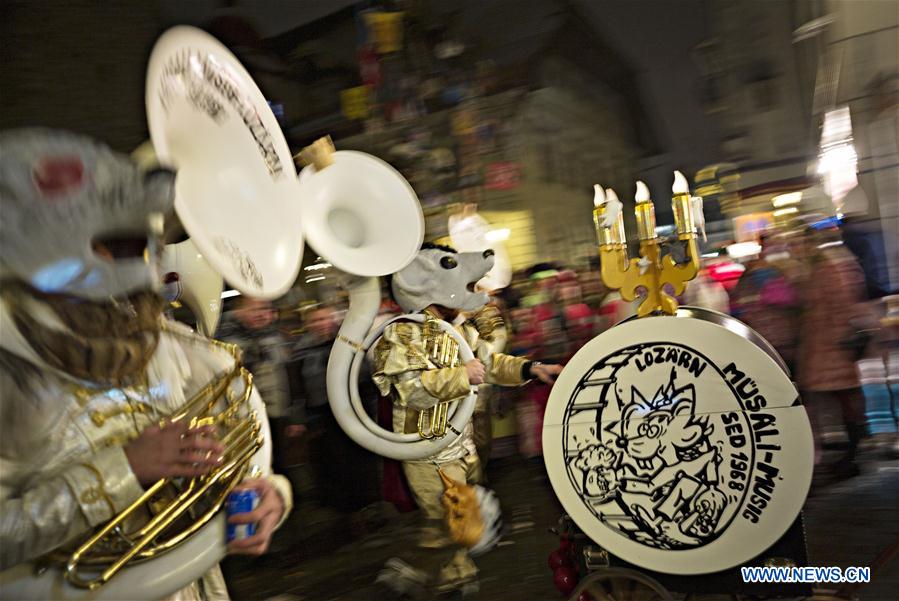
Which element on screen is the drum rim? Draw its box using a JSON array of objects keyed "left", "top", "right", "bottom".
[{"left": 622, "top": 306, "right": 791, "bottom": 376}]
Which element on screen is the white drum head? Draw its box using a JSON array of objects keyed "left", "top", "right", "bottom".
[
  {"left": 297, "top": 151, "right": 423, "bottom": 277},
  {"left": 543, "top": 316, "right": 813, "bottom": 575},
  {"left": 146, "top": 26, "right": 303, "bottom": 299}
]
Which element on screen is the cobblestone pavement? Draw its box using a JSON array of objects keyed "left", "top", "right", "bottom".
[{"left": 222, "top": 449, "right": 899, "bottom": 601}]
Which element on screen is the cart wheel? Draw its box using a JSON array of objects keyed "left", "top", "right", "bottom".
[{"left": 568, "top": 567, "right": 673, "bottom": 601}]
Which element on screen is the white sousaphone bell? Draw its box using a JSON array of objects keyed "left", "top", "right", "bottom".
[
  {"left": 0, "top": 24, "right": 474, "bottom": 601},
  {"left": 145, "top": 27, "right": 304, "bottom": 302},
  {"left": 133, "top": 140, "right": 224, "bottom": 337},
  {"left": 294, "top": 138, "right": 479, "bottom": 461}
]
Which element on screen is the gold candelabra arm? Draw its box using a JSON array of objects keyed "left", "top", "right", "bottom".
[
  {"left": 593, "top": 178, "right": 703, "bottom": 318},
  {"left": 658, "top": 190, "right": 702, "bottom": 303},
  {"left": 598, "top": 209, "right": 702, "bottom": 317},
  {"left": 613, "top": 240, "right": 679, "bottom": 317},
  {"left": 599, "top": 245, "right": 630, "bottom": 290},
  {"left": 595, "top": 194, "right": 630, "bottom": 290},
  {"left": 657, "top": 236, "right": 700, "bottom": 310}
]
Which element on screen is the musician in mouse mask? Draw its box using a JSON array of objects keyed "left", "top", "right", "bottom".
[
  {"left": 0, "top": 129, "right": 291, "bottom": 601},
  {"left": 373, "top": 243, "right": 561, "bottom": 598}
]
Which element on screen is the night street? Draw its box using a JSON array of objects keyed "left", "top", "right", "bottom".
[
  {"left": 2, "top": 3, "right": 897, "bottom": 601},
  {"left": 224, "top": 450, "right": 899, "bottom": 601}
]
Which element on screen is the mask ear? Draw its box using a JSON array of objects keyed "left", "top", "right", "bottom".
[{"left": 392, "top": 256, "right": 432, "bottom": 295}]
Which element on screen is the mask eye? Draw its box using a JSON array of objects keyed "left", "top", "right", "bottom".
[{"left": 440, "top": 256, "right": 458, "bottom": 269}]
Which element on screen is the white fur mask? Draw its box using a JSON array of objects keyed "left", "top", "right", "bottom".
[
  {"left": 0, "top": 128, "right": 175, "bottom": 300},
  {"left": 392, "top": 247, "right": 494, "bottom": 313}
]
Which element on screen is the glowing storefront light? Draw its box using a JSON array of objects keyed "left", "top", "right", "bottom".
[
  {"left": 817, "top": 106, "right": 858, "bottom": 204},
  {"left": 772, "top": 192, "right": 802, "bottom": 207},
  {"left": 726, "top": 241, "right": 762, "bottom": 259},
  {"left": 773, "top": 207, "right": 799, "bottom": 217},
  {"left": 484, "top": 228, "right": 511, "bottom": 242}
]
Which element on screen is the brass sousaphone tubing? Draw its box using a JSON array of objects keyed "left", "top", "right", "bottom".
[
  {"left": 418, "top": 401, "right": 452, "bottom": 439},
  {"left": 60, "top": 365, "right": 263, "bottom": 590}
]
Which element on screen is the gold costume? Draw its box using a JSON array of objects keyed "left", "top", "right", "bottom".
[
  {"left": 371, "top": 307, "right": 526, "bottom": 591},
  {"left": 466, "top": 304, "right": 509, "bottom": 482}
]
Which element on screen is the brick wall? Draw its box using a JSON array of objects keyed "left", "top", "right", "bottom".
[{"left": 1, "top": 0, "right": 163, "bottom": 152}]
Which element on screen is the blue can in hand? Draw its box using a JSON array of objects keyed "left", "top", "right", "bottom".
[{"left": 226, "top": 489, "right": 259, "bottom": 542}]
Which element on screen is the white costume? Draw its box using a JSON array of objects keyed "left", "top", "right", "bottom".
[{"left": 0, "top": 129, "right": 291, "bottom": 601}]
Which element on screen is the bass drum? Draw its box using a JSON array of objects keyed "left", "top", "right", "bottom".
[{"left": 543, "top": 307, "right": 813, "bottom": 575}]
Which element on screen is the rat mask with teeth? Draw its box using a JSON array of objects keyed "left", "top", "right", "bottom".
[
  {"left": 0, "top": 129, "right": 175, "bottom": 383},
  {"left": 391, "top": 243, "right": 495, "bottom": 314},
  {"left": 0, "top": 128, "right": 174, "bottom": 300}
]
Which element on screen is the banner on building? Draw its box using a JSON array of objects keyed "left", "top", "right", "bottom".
[
  {"left": 363, "top": 11, "right": 404, "bottom": 54},
  {"left": 340, "top": 86, "right": 371, "bottom": 120}
]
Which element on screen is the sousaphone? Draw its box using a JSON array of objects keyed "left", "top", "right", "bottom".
[{"left": 294, "top": 139, "right": 479, "bottom": 461}]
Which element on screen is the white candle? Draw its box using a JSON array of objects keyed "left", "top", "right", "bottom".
[
  {"left": 635, "top": 180, "right": 650, "bottom": 203},
  {"left": 672, "top": 170, "right": 689, "bottom": 195}
]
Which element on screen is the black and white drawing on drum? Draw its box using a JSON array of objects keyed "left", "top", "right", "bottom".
[
  {"left": 543, "top": 315, "right": 814, "bottom": 574},
  {"left": 565, "top": 343, "right": 746, "bottom": 550}
]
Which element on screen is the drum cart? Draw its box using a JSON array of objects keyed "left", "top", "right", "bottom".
[
  {"left": 542, "top": 178, "right": 896, "bottom": 601},
  {"left": 549, "top": 507, "right": 899, "bottom": 601},
  {"left": 549, "top": 514, "right": 813, "bottom": 601}
]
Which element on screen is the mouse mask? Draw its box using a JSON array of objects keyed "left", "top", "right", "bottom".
[{"left": 391, "top": 246, "right": 495, "bottom": 314}]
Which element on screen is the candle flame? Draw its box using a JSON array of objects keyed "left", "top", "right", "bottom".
[
  {"left": 605, "top": 188, "right": 619, "bottom": 202},
  {"left": 635, "top": 180, "right": 650, "bottom": 203},
  {"left": 672, "top": 170, "right": 689, "bottom": 195},
  {"left": 593, "top": 184, "right": 606, "bottom": 207}
]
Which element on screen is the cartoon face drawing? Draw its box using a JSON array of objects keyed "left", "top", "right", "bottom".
[
  {"left": 616, "top": 368, "right": 711, "bottom": 469},
  {"left": 561, "top": 345, "right": 739, "bottom": 550},
  {"left": 622, "top": 405, "right": 669, "bottom": 461}
]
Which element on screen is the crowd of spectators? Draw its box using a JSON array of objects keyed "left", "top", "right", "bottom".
[{"left": 215, "top": 223, "right": 897, "bottom": 541}]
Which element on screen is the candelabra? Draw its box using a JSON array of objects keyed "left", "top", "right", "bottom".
[{"left": 593, "top": 172, "right": 702, "bottom": 318}]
